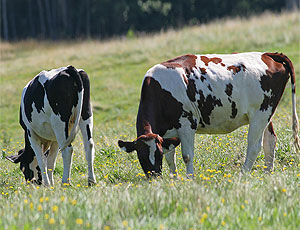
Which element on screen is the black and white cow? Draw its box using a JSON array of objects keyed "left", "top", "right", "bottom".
[
  {"left": 6, "top": 66, "right": 96, "bottom": 186},
  {"left": 118, "top": 52, "right": 300, "bottom": 177}
]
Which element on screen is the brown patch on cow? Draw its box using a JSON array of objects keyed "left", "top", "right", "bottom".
[
  {"left": 200, "top": 68, "right": 207, "bottom": 74},
  {"left": 267, "top": 122, "right": 276, "bottom": 137},
  {"left": 227, "top": 64, "right": 246, "bottom": 74},
  {"left": 227, "top": 65, "right": 241, "bottom": 74},
  {"left": 200, "top": 56, "right": 224, "bottom": 66},
  {"left": 161, "top": 54, "right": 197, "bottom": 76},
  {"left": 260, "top": 53, "right": 290, "bottom": 120},
  {"left": 137, "top": 133, "right": 163, "bottom": 144}
]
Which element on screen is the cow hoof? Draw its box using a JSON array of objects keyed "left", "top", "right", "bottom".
[{"left": 88, "top": 179, "right": 97, "bottom": 187}]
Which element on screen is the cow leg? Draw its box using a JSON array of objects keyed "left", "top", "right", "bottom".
[
  {"left": 164, "top": 149, "right": 177, "bottom": 177},
  {"left": 60, "top": 145, "right": 74, "bottom": 185},
  {"left": 178, "top": 129, "right": 195, "bottom": 178},
  {"left": 29, "top": 132, "right": 51, "bottom": 186},
  {"left": 263, "top": 122, "right": 277, "bottom": 172},
  {"left": 79, "top": 117, "right": 96, "bottom": 185},
  {"left": 46, "top": 142, "right": 59, "bottom": 186},
  {"left": 242, "top": 118, "right": 267, "bottom": 173}
]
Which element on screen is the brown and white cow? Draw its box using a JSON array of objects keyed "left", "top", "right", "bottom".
[
  {"left": 6, "top": 66, "right": 96, "bottom": 186},
  {"left": 118, "top": 52, "right": 300, "bottom": 177}
]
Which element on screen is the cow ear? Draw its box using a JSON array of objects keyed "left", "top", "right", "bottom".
[
  {"left": 118, "top": 140, "right": 136, "bottom": 153},
  {"left": 162, "top": 137, "right": 181, "bottom": 151},
  {"left": 6, "top": 149, "right": 25, "bottom": 163}
]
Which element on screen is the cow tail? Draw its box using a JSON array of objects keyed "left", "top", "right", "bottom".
[
  {"left": 267, "top": 53, "right": 300, "bottom": 151},
  {"left": 61, "top": 66, "right": 84, "bottom": 150},
  {"left": 286, "top": 56, "right": 300, "bottom": 152}
]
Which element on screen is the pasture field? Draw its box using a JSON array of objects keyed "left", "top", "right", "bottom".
[{"left": 0, "top": 12, "right": 300, "bottom": 230}]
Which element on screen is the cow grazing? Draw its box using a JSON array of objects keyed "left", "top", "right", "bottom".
[
  {"left": 6, "top": 66, "right": 96, "bottom": 186},
  {"left": 118, "top": 52, "right": 300, "bottom": 177}
]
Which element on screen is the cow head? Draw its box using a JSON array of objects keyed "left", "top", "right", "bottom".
[
  {"left": 6, "top": 148, "right": 42, "bottom": 185},
  {"left": 118, "top": 134, "right": 180, "bottom": 177}
]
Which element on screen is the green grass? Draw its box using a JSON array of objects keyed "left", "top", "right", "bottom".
[{"left": 1, "top": 12, "right": 300, "bottom": 230}]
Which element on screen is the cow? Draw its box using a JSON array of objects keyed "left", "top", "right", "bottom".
[
  {"left": 6, "top": 66, "right": 96, "bottom": 186},
  {"left": 118, "top": 52, "right": 300, "bottom": 177}
]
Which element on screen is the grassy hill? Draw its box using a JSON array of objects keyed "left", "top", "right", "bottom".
[{"left": 0, "top": 12, "right": 299, "bottom": 230}]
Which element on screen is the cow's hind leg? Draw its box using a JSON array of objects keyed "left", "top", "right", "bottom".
[
  {"left": 178, "top": 128, "right": 195, "bottom": 178},
  {"left": 60, "top": 145, "right": 74, "bottom": 185},
  {"left": 164, "top": 149, "right": 177, "bottom": 177},
  {"left": 242, "top": 115, "right": 268, "bottom": 173},
  {"left": 29, "top": 132, "right": 51, "bottom": 186},
  {"left": 46, "top": 142, "right": 59, "bottom": 186},
  {"left": 79, "top": 117, "right": 96, "bottom": 185},
  {"left": 263, "top": 122, "right": 277, "bottom": 172}
]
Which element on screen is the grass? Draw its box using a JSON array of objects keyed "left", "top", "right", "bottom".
[{"left": 0, "top": 11, "right": 300, "bottom": 230}]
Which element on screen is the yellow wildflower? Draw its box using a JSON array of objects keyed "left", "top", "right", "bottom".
[
  {"left": 49, "top": 218, "right": 55, "bottom": 224},
  {"left": 76, "top": 218, "right": 83, "bottom": 225}
]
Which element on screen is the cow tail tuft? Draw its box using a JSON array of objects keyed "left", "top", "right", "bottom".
[{"left": 61, "top": 66, "right": 84, "bottom": 150}]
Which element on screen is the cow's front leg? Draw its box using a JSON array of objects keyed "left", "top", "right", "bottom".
[
  {"left": 61, "top": 145, "right": 74, "bottom": 185},
  {"left": 46, "top": 142, "right": 59, "bottom": 186},
  {"left": 179, "top": 129, "right": 195, "bottom": 178},
  {"left": 164, "top": 149, "right": 177, "bottom": 177},
  {"left": 79, "top": 117, "right": 96, "bottom": 186}
]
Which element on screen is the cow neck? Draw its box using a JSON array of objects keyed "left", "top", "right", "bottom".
[{"left": 136, "top": 105, "right": 158, "bottom": 137}]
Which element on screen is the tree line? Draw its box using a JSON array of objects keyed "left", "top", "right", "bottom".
[{"left": 1, "top": 0, "right": 298, "bottom": 41}]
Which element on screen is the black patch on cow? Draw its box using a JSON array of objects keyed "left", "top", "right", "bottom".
[
  {"left": 23, "top": 76, "right": 45, "bottom": 122},
  {"left": 78, "top": 70, "right": 93, "bottom": 120},
  {"left": 230, "top": 101, "right": 238, "bottom": 119},
  {"left": 44, "top": 70, "right": 79, "bottom": 139},
  {"left": 44, "top": 149, "right": 50, "bottom": 157},
  {"left": 208, "top": 84, "right": 212, "bottom": 92},
  {"left": 86, "top": 124, "right": 92, "bottom": 140},
  {"left": 259, "top": 54, "right": 290, "bottom": 121},
  {"left": 182, "top": 110, "right": 197, "bottom": 130},
  {"left": 200, "top": 75, "right": 206, "bottom": 82},
  {"left": 187, "top": 79, "right": 197, "bottom": 102},
  {"left": 197, "top": 90, "right": 223, "bottom": 125},
  {"left": 259, "top": 74, "right": 288, "bottom": 121},
  {"left": 260, "top": 94, "right": 271, "bottom": 112},
  {"left": 225, "top": 83, "right": 233, "bottom": 97},
  {"left": 136, "top": 77, "right": 184, "bottom": 137},
  {"left": 12, "top": 130, "right": 36, "bottom": 182},
  {"left": 36, "top": 166, "right": 42, "bottom": 185},
  {"left": 224, "top": 83, "right": 238, "bottom": 119}
]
